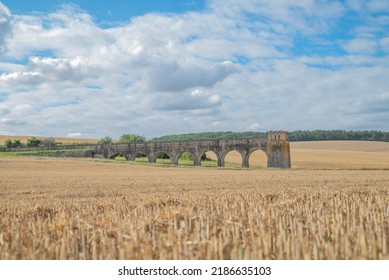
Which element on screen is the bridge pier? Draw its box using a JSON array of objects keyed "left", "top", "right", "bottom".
[
  {"left": 194, "top": 158, "right": 201, "bottom": 166},
  {"left": 242, "top": 155, "right": 250, "bottom": 168},
  {"left": 267, "top": 131, "right": 291, "bottom": 168}
]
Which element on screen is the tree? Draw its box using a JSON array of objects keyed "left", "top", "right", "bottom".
[
  {"left": 119, "top": 133, "right": 146, "bottom": 143},
  {"left": 41, "top": 137, "right": 57, "bottom": 147},
  {"left": 13, "top": 139, "right": 23, "bottom": 147},
  {"left": 98, "top": 136, "right": 113, "bottom": 145},
  {"left": 27, "top": 137, "right": 41, "bottom": 147},
  {"left": 4, "top": 139, "right": 23, "bottom": 148},
  {"left": 4, "top": 139, "right": 13, "bottom": 148}
]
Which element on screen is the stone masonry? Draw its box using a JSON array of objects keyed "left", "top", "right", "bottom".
[
  {"left": 2, "top": 131, "right": 291, "bottom": 168},
  {"left": 90, "top": 131, "right": 291, "bottom": 168}
]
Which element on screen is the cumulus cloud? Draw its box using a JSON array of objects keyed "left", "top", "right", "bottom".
[
  {"left": 341, "top": 38, "right": 379, "bottom": 54},
  {"left": 209, "top": 0, "right": 344, "bottom": 34},
  {"left": 0, "top": 1, "right": 388, "bottom": 137},
  {"left": 67, "top": 132, "right": 83, "bottom": 137},
  {"left": 355, "top": 95, "right": 389, "bottom": 114},
  {"left": 0, "top": 105, "right": 9, "bottom": 115},
  {"left": 250, "top": 123, "right": 262, "bottom": 131},
  {"left": 0, "top": 2, "right": 11, "bottom": 53},
  {"left": 0, "top": 56, "right": 103, "bottom": 87},
  {"left": 146, "top": 61, "right": 239, "bottom": 92},
  {"left": 1, "top": 118, "right": 26, "bottom": 125},
  {"left": 379, "top": 37, "right": 389, "bottom": 53},
  {"left": 151, "top": 88, "right": 222, "bottom": 111}
]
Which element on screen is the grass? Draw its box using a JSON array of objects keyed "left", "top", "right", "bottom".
[{"left": 114, "top": 156, "right": 242, "bottom": 168}]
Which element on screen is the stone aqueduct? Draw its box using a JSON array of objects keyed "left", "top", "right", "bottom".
[{"left": 90, "top": 131, "right": 291, "bottom": 168}]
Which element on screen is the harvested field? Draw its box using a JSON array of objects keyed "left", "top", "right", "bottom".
[
  {"left": 216, "top": 141, "right": 389, "bottom": 169},
  {"left": 1, "top": 154, "right": 388, "bottom": 260},
  {"left": 0, "top": 135, "right": 99, "bottom": 144}
]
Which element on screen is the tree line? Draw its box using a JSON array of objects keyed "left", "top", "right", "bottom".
[
  {"left": 289, "top": 130, "right": 389, "bottom": 142},
  {"left": 151, "top": 130, "right": 389, "bottom": 142},
  {"left": 3, "top": 130, "right": 389, "bottom": 148},
  {"left": 4, "top": 137, "right": 58, "bottom": 148}
]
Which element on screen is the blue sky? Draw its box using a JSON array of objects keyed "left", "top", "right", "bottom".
[
  {"left": 1, "top": 0, "right": 207, "bottom": 25},
  {"left": 0, "top": 0, "right": 388, "bottom": 138}
]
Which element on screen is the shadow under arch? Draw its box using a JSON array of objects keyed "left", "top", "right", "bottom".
[
  {"left": 153, "top": 151, "right": 172, "bottom": 164},
  {"left": 109, "top": 153, "right": 128, "bottom": 161},
  {"left": 198, "top": 150, "right": 219, "bottom": 167},
  {"left": 130, "top": 152, "right": 149, "bottom": 163},
  {"left": 173, "top": 151, "right": 196, "bottom": 166}
]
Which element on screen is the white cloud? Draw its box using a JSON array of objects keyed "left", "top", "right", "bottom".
[
  {"left": 67, "top": 132, "right": 83, "bottom": 137},
  {"left": 1, "top": 118, "right": 26, "bottom": 125},
  {"left": 148, "top": 88, "right": 222, "bottom": 111},
  {"left": 366, "top": 1, "right": 389, "bottom": 12},
  {"left": 380, "top": 37, "right": 389, "bottom": 53},
  {"left": 146, "top": 62, "right": 239, "bottom": 92},
  {"left": 0, "top": 2, "right": 11, "bottom": 53},
  {"left": 347, "top": 0, "right": 389, "bottom": 12},
  {"left": 209, "top": 0, "right": 344, "bottom": 34},
  {"left": 0, "top": 105, "right": 9, "bottom": 115},
  {"left": 250, "top": 123, "right": 262, "bottom": 131},
  {"left": 0, "top": 1, "right": 388, "bottom": 138},
  {"left": 341, "top": 38, "right": 379, "bottom": 54}
]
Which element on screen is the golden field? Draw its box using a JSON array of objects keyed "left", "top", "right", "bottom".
[
  {"left": 0, "top": 140, "right": 388, "bottom": 260},
  {"left": 0, "top": 135, "right": 100, "bottom": 144}
]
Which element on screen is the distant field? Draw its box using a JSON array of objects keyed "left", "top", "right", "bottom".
[
  {"left": 291, "top": 141, "right": 389, "bottom": 169},
  {"left": 209, "top": 141, "right": 389, "bottom": 170},
  {"left": 0, "top": 135, "right": 99, "bottom": 144},
  {"left": 291, "top": 140, "right": 389, "bottom": 152}
]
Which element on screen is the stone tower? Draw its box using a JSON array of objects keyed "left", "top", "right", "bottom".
[{"left": 267, "top": 131, "right": 291, "bottom": 168}]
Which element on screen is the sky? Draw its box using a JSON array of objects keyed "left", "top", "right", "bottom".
[{"left": 0, "top": 0, "right": 388, "bottom": 139}]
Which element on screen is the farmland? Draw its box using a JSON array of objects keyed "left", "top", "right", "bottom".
[{"left": 0, "top": 141, "right": 388, "bottom": 260}]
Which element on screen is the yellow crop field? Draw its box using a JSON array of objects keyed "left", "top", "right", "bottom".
[
  {"left": 219, "top": 141, "right": 389, "bottom": 169},
  {"left": 0, "top": 135, "right": 99, "bottom": 144},
  {"left": 1, "top": 140, "right": 389, "bottom": 260}
]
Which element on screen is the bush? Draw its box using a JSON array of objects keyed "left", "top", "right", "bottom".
[
  {"left": 98, "top": 136, "right": 113, "bottom": 145},
  {"left": 4, "top": 139, "right": 23, "bottom": 148},
  {"left": 179, "top": 152, "right": 194, "bottom": 160},
  {"left": 119, "top": 134, "right": 146, "bottom": 143},
  {"left": 27, "top": 137, "right": 41, "bottom": 147},
  {"left": 41, "top": 137, "right": 57, "bottom": 147},
  {"left": 4, "top": 139, "right": 13, "bottom": 148}
]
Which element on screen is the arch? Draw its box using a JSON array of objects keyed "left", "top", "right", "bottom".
[
  {"left": 130, "top": 152, "right": 149, "bottom": 163},
  {"left": 222, "top": 150, "right": 244, "bottom": 168},
  {"left": 173, "top": 151, "right": 196, "bottom": 166},
  {"left": 153, "top": 151, "right": 172, "bottom": 164},
  {"left": 198, "top": 150, "right": 219, "bottom": 167},
  {"left": 109, "top": 153, "right": 128, "bottom": 161},
  {"left": 247, "top": 149, "right": 268, "bottom": 169}
]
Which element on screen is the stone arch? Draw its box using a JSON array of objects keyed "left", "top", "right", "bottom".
[
  {"left": 151, "top": 151, "right": 172, "bottom": 164},
  {"left": 130, "top": 151, "right": 149, "bottom": 162},
  {"left": 109, "top": 153, "right": 129, "bottom": 160},
  {"left": 197, "top": 150, "right": 220, "bottom": 167},
  {"left": 222, "top": 150, "right": 244, "bottom": 168},
  {"left": 246, "top": 149, "right": 268, "bottom": 168},
  {"left": 172, "top": 151, "right": 197, "bottom": 166}
]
